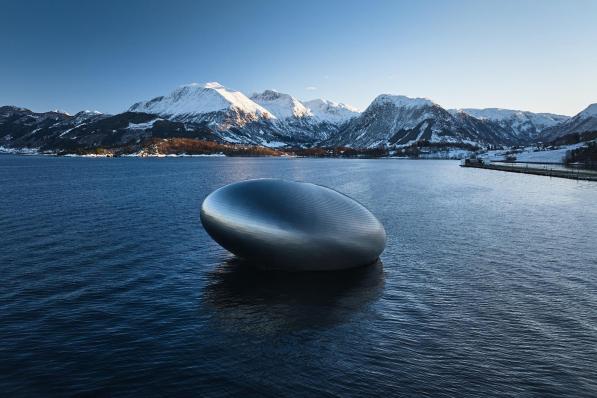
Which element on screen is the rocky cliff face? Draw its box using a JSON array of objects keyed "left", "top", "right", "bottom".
[{"left": 326, "top": 95, "right": 520, "bottom": 148}]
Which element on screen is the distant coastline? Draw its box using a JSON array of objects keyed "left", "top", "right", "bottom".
[{"left": 1, "top": 139, "right": 594, "bottom": 167}]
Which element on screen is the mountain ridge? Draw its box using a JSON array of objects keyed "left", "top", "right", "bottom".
[
  {"left": 454, "top": 108, "right": 569, "bottom": 142},
  {"left": 326, "top": 94, "right": 521, "bottom": 148},
  {"left": 539, "top": 103, "right": 597, "bottom": 142},
  {"left": 1, "top": 83, "right": 594, "bottom": 155}
]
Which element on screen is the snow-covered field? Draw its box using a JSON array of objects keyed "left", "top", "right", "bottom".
[
  {"left": 514, "top": 147, "right": 573, "bottom": 163},
  {"left": 478, "top": 143, "right": 590, "bottom": 164}
]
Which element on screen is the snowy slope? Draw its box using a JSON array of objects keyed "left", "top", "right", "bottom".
[
  {"left": 303, "top": 99, "right": 359, "bottom": 124},
  {"left": 514, "top": 145, "right": 580, "bottom": 163},
  {"left": 578, "top": 103, "right": 597, "bottom": 118},
  {"left": 248, "top": 91, "right": 358, "bottom": 142},
  {"left": 129, "top": 82, "right": 274, "bottom": 122},
  {"left": 250, "top": 90, "right": 311, "bottom": 119},
  {"left": 370, "top": 94, "right": 434, "bottom": 109},
  {"left": 540, "top": 103, "right": 597, "bottom": 142},
  {"left": 71, "top": 110, "right": 105, "bottom": 125},
  {"left": 128, "top": 84, "right": 345, "bottom": 145},
  {"left": 457, "top": 108, "right": 569, "bottom": 141}
]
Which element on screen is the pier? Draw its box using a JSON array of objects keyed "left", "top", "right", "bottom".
[{"left": 461, "top": 159, "right": 597, "bottom": 181}]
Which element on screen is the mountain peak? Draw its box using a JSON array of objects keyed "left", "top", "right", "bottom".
[
  {"left": 371, "top": 94, "right": 434, "bottom": 109},
  {"left": 540, "top": 102, "right": 597, "bottom": 141},
  {"left": 579, "top": 103, "right": 597, "bottom": 118},
  {"left": 77, "top": 110, "right": 103, "bottom": 115},
  {"left": 455, "top": 108, "right": 570, "bottom": 140},
  {"left": 203, "top": 81, "right": 224, "bottom": 89},
  {"left": 459, "top": 108, "right": 524, "bottom": 121},
  {"left": 130, "top": 82, "right": 273, "bottom": 119},
  {"left": 306, "top": 98, "right": 359, "bottom": 112},
  {"left": 458, "top": 108, "right": 569, "bottom": 121},
  {"left": 252, "top": 89, "right": 283, "bottom": 99},
  {"left": 1, "top": 105, "right": 30, "bottom": 113},
  {"left": 303, "top": 99, "right": 359, "bottom": 124},
  {"left": 250, "top": 90, "right": 310, "bottom": 119}
]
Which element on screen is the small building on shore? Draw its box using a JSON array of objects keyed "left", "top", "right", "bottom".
[{"left": 462, "top": 158, "right": 485, "bottom": 166}]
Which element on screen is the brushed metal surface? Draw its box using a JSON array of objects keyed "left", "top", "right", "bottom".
[{"left": 200, "top": 179, "right": 386, "bottom": 271}]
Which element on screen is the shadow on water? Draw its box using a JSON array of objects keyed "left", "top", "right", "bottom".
[{"left": 202, "top": 258, "right": 385, "bottom": 334}]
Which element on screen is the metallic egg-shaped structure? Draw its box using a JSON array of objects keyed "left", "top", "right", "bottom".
[{"left": 200, "top": 179, "right": 386, "bottom": 271}]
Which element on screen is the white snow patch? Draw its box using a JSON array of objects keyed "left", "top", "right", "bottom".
[
  {"left": 262, "top": 141, "right": 287, "bottom": 148},
  {"left": 127, "top": 119, "right": 161, "bottom": 130},
  {"left": 59, "top": 124, "right": 86, "bottom": 137},
  {"left": 514, "top": 144, "right": 586, "bottom": 163}
]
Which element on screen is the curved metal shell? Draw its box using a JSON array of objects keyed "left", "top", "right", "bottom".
[{"left": 200, "top": 179, "right": 386, "bottom": 271}]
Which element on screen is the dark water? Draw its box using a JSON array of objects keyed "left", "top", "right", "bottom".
[{"left": 1, "top": 155, "right": 596, "bottom": 397}]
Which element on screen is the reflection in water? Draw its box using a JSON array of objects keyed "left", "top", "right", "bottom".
[{"left": 202, "top": 258, "right": 385, "bottom": 334}]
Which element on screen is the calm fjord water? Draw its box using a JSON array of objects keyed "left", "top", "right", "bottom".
[{"left": 1, "top": 155, "right": 596, "bottom": 397}]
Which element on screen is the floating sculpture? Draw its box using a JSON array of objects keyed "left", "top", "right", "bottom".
[{"left": 200, "top": 179, "right": 386, "bottom": 271}]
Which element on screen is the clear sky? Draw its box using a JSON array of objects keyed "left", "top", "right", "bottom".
[{"left": 1, "top": 0, "right": 596, "bottom": 116}]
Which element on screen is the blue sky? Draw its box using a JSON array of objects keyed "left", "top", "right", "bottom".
[{"left": 1, "top": 0, "right": 596, "bottom": 115}]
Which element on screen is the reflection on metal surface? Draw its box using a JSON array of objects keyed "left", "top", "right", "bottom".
[
  {"left": 200, "top": 179, "right": 386, "bottom": 271},
  {"left": 202, "top": 258, "right": 385, "bottom": 333}
]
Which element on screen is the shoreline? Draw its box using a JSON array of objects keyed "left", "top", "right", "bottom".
[{"left": 0, "top": 148, "right": 460, "bottom": 160}]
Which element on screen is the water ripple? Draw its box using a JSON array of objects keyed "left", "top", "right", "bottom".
[{"left": 0, "top": 156, "right": 596, "bottom": 396}]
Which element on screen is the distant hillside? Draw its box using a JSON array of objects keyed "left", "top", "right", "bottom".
[
  {"left": 2, "top": 83, "right": 592, "bottom": 156},
  {"left": 540, "top": 104, "right": 597, "bottom": 142}
]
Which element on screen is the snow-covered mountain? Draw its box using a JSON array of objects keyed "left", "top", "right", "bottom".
[
  {"left": 71, "top": 110, "right": 104, "bottom": 125},
  {"left": 0, "top": 106, "right": 110, "bottom": 151},
  {"left": 540, "top": 103, "right": 597, "bottom": 142},
  {"left": 129, "top": 82, "right": 274, "bottom": 124},
  {"left": 249, "top": 90, "right": 323, "bottom": 141},
  {"left": 128, "top": 82, "right": 304, "bottom": 145},
  {"left": 247, "top": 90, "right": 359, "bottom": 141},
  {"left": 303, "top": 99, "right": 359, "bottom": 124},
  {"left": 579, "top": 103, "right": 597, "bottom": 118},
  {"left": 2, "top": 82, "right": 593, "bottom": 155},
  {"left": 249, "top": 91, "right": 359, "bottom": 124},
  {"left": 128, "top": 84, "right": 359, "bottom": 145},
  {"left": 455, "top": 108, "right": 569, "bottom": 142},
  {"left": 250, "top": 90, "right": 311, "bottom": 120},
  {"left": 326, "top": 94, "right": 519, "bottom": 148}
]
